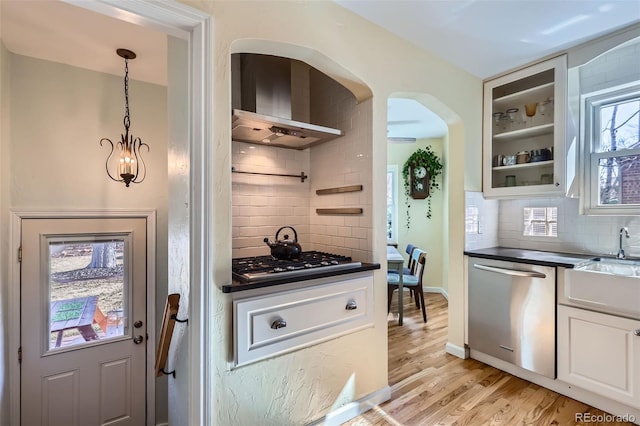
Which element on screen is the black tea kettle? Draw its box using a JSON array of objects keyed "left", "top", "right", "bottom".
[{"left": 264, "top": 226, "right": 302, "bottom": 260}]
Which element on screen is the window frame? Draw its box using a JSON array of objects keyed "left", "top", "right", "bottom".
[
  {"left": 523, "top": 207, "right": 558, "bottom": 238},
  {"left": 387, "top": 165, "right": 398, "bottom": 244},
  {"left": 582, "top": 82, "right": 640, "bottom": 215}
]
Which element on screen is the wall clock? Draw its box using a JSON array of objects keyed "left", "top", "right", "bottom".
[{"left": 410, "top": 165, "right": 429, "bottom": 199}]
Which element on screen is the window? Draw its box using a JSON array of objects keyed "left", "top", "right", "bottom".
[
  {"left": 584, "top": 84, "right": 640, "bottom": 213},
  {"left": 465, "top": 207, "right": 479, "bottom": 234},
  {"left": 523, "top": 207, "right": 557, "bottom": 237},
  {"left": 387, "top": 166, "right": 398, "bottom": 242}
]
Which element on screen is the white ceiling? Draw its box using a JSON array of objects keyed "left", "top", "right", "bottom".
[
  {"left": 1, "top": 0, "right": 639, "bottom": 140},
  {"left": 336, "top": 0, "right": 640, "bottom": 79},
  {"left": 0, "top": 1, "right": 167, "bottom": 86}
]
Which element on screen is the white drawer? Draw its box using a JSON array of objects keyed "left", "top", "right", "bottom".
[{"left": 234, "top": 275, "right": 373, "bottom": 367}]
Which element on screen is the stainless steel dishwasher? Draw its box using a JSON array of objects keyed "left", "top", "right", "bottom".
[{"left": 468, "top": 257, "right": 556, "bottom": 378}]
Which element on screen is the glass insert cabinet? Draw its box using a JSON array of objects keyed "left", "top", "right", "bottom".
[{"left": 483, "top": 55, "right": 567, "bottom": 198}]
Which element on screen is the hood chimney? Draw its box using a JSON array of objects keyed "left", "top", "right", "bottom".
[{"left": 231, "top": 53, "right": 343, "bottom": 150}]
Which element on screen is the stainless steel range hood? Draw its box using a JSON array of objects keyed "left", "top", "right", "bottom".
[
  {"left": 231, "top": 54, "right": 344, "bottom": 150},
  {"left": 232, "top": 109, "right": 343, "bottom": 150}
]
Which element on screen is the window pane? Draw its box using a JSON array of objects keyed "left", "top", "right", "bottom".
[
  {"left": 597, "top": 154, "right": 640, "bottom": 205},
  {"left": 523, "top": 207, "right": 557, "bottom": 237},
  {"left": 387, "top": 169, "right": 396, "bottom": 241},
  {"left": 49, "top": 240, "right": 127, "bottom": 350},
  {"left": 597, "top": 99, "right": 640, "bottom": 152},
  {"left": 465, "top": 207, "right": 479, "bottom": 234},
  {"left": 387, "top": 171, "right": 393, "bottom": 207}
]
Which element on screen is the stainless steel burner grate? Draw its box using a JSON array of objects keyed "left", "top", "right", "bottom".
[{"left": 232, "top": 251, "right": 362, "bottom": 283}]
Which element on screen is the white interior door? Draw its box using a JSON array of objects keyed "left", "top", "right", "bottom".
[{"left": 20, "top": 217, "right": 147, "bottom": 426}]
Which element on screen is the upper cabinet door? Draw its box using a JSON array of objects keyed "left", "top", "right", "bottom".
[{"left": 482, "top": 55, "right": 567, "bottom": 199}]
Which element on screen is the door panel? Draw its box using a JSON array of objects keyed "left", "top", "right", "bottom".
[
  {"left": 100, "top": 358, "right": 132, "bottom": 424},
  {"left": 21, "top": 218, "right": 147, "bottom": 426},
  {"left": 42, "top": 371, "right": 79, "bottom": 426}
]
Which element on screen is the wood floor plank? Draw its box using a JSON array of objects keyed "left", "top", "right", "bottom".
[{"left": 343, "top": 292, "right": 636, "bottom": 426}]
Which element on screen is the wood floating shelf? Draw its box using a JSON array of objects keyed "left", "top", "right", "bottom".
[
  {"left": 316, "top": 185, "right": 363, "bottom": 195},
  {"left": 231, "top": 167, "right": 308, "bottom": 182},
  {"left": 316, "top": 208, "right": 363, "bottom": 215}
]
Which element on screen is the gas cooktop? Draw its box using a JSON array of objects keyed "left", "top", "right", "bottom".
[{"left": 232, "top": 251, "right": 362, "bottom": 284}]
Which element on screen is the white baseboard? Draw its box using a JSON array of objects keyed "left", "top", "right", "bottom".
[
  {"left": 470, "top": 350, "right": 640, "bottom": 422},
  {"left": 307, "top": 386, "right": 392, "bottom": 426},
  {"left": 424, "top": 286, "right": 448, "bottom": 300},
  {"left": 445, "top": 342, "right": 469, "bottom": 359}
]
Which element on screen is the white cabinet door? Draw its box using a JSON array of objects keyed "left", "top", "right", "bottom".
[
  {"left": 483, "top": 55, "right": 567, "bottom": 199},
  {"left": 234, "top": 275, "right": 374, "bottom": 367},
  {"left": 558, "top": 305, "right": 640, "bottom": 408}
]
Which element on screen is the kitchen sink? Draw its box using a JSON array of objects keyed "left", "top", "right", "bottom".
[
  {"left": 577, "top": 257, "right": 640, "bottom": 275},
  {"left": 563, "top": 258, "right": 640, "bottom": 319}
]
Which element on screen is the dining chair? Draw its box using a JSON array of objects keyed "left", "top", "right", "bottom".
[
  {"left": 388, "top": 244, "right": 418, "bottom": 300},
  {"left": 387, "top": 249, "right": 427, "bottom": 323},
  {"left": 388, "top": 243, "right": 416, "bottom": 275}
]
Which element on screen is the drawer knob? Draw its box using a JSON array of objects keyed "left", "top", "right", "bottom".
[
  {"left": 345, "top": 300, "right": 358, "bottom": 311},
  {"left": 634, "top": 329, "right": 640, "bottom": 336},
  {"left": 271, "top": 319, "right": 287, "bottom": 330}
]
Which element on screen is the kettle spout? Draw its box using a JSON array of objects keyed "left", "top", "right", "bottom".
[{"left": 263, "top": 237, "right": 275, "bottom": 248}]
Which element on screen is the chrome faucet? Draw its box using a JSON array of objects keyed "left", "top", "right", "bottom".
[{"left": 618, "top": 227, "right": 630, "bottom": 259}]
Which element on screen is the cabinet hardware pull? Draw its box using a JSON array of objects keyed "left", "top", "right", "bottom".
[
  {"left": 271, "top": 319, "right": 287, "bottom": 330},
  {"left": 634, "top": 329, "right": 640, "bottom": 336},
  {"left": 345, "top": 300, "right": 358, "bottom": 310},
  {"left": 499, "top": 344, "right": 514, "bottom": 352},
  {"left": 473, "top": 264, "right": 546, "bottom": 278}
]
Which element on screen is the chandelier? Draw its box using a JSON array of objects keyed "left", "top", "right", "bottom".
[{"left": 100, "top": 48, "right": 149, "bottom": 187}]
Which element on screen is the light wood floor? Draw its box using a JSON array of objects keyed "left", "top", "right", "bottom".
[{"left": 345, "top": 292, "right": 636, "bottom": 426}]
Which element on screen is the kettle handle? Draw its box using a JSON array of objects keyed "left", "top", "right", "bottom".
[{"left": 275, "top": 226, "right": 298, "bottom": 243}]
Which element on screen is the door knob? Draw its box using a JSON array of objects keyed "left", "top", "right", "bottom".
[
  {"left": 134, "top": 320, "right": 143, "bottom": 328},
  {"left": 133, "top": 335, "right": 144, "bottom": 344},
  {"left": 633, "top": 329, "right": 640, "bottom": 336}
]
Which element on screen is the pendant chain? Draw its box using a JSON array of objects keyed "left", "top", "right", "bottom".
[{"left": 123, "top": 58, "right": 130, "bottom": 132}]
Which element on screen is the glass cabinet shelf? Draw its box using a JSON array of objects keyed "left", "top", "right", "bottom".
[
  {"left": 493, "top": 160, "right": 554, "bottom": 171},
  {"left": 493, "top": 82, "right": 554, "bottom": 107},
  {"left": 493, "top": 123, "right": 554, "bottom": 141}
]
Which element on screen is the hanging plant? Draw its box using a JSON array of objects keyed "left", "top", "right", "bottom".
[{"left": 401, "top": 146, "right": 444, "bottom": 227}]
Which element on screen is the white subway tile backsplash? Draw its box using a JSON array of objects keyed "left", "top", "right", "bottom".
[
  {"left": 497, "top": 196, "right": 640, "bottom": 257},
  {"left": 233, "top": 73, "right": 372, "bottom": 263},
  {"left": 338, "top": 226, "right": 352, "bottom": 237}
]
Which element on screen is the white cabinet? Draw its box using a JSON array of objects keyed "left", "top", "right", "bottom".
[
  {"left": 558, "top": 305, "right": 640, "bottom": 408},
  {"left": 483, "top": 55, "right": 567, "bottom": 198},
  {"left": 233, "top": 275, "right": 373, "bottom": 367}
]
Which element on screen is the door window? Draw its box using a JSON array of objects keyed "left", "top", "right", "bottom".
[{"left": 47, "top": 237, "right": 130, "bottom": 351}]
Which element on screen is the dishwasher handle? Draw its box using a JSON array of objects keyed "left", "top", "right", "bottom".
[{"left": 473, "top": 264, "right": 546, "bottom": 279}]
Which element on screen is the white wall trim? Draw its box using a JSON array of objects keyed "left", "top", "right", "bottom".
[
  {"left": 307, "top": 386, "right": 392, "bottom": 426},
  {"left": 445, "top": 342, "right": 469, "bottom": 359},
  {"left": 424, "top": 286, "right": 448, "bottom": 300},
  {"left": 9, "top": 209, "right": 157, "bottom": 426}
]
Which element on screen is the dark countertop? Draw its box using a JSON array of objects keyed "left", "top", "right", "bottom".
[
  {"left": 222, "top": 262, "right": 380, "bottom": 293},
  {"left": 464, "top": 247, "right": 595, "bottom": 268}
]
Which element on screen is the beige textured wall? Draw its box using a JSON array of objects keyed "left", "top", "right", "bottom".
[
  {"left": 0, "top": 39, "right": 10, "bottom": 426},
  {"left": 179, "top": 0, "right": 481, "bottom": 424},
  {"left": 6, "top": 52, "right": 169, "bottom": 423}
]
